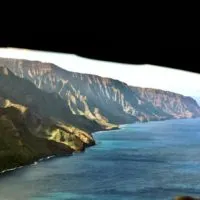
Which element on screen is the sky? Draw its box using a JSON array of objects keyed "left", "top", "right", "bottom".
[{"left": 0, "top": 48, "right": 200, "bottom": 99}]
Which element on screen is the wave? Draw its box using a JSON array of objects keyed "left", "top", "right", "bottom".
[
  {"left": 0, "top": 155, "right": 56, "bottom": 175},
  {"left": 46, "top": 155, "right": 55, "bottom": 160},
  {"left": 0, "top": 165, "right": 24, "bottom": 174},
  {"left": 31, "top": 161, "right": 38, "bottom": 166}
]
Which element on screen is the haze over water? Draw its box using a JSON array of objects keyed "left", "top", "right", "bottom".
[{"left": 0, "top": 118, "right": 200, "bottom": 199}]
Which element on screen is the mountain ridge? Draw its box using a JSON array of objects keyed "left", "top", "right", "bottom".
[
  {"left": 0, "top": 57, "right": 195, "bottom": 97},
  {"left": 0, "top": 57, "right": 200, "bottom": 124},
  {"left": 0, "top": 66, "right": 114, "bottom": 171},
  {"left": 0, "top": 57, "right": 200, "bottom": 172}
]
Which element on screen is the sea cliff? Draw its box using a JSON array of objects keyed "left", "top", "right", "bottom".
[{"left": 0, "top": 57, "right": 200, "bottom": 172}]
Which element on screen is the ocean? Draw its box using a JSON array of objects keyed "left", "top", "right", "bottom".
[{"left": 0, "top": 118, "right": 200, "bottom": 200}]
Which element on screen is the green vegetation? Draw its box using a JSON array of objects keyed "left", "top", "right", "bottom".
[
  {"left": 0, "top": 59, "right": 200, "bottom": 174},
  {"left": 0, "top": 99, "right": 96, "bottom": 172},
  {"left": 0, "top": 106, "right": 74, "bottom": 171}
]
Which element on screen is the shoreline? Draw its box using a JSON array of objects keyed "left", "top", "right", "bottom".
[
  {"left": 0, "top": 127, "right": 118, "bottom": 175},
  {"left": 1, "top": 116, "right": 200, "bottom": 176},
  {"left": 0, "top": 154, "right": 69, "bottom": 176}
]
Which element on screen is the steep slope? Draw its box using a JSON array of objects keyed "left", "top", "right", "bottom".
[
  {"left": 1, "top": 57, "right": 200, "bottom": 123},
  {"left": 0, "top": 97, "right": 96, "bottom": 151},
  {"left": 0, "top": 104, "right": 73, "bottom": 172},
  {"left": 192, "top": 96, "right": 200, "bottom": 106},
  {"left": 131, "top": 87, "right": 200, "bottom": 119},
  {"left": 0, "top": 92, "right": 99, "bottom": 171},
  {"left": 0, "top": 58, "right": 200, "bottom": 172},
  {"left": 0, "top": 66, "right": 114, "bottom": 132},
  {"left": 0, "top": 67, "right": 110, "bottom": 171}
]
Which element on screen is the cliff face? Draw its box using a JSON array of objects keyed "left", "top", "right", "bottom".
[
  {"left": 131, "top": 87, "right": 200, "bottom": 119},
  {"left": 0, "top": 57, "right": 200, "bottom": 171},
  {"left": 0, "top": 104, "right": 73, "bottom": 172},
  {"left": 0, "top": 66, "right": 107, "bottom": 132},
  {"left": 0, "top": 67, "right": 99, "bottom": 171},
  {"left": 1, "top": 58, "right": 200, "bottom": 124}
]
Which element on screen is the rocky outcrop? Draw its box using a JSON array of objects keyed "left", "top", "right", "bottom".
[
  {"left": 0, "top": 58, "right": 200, "bottom": 172},
  {"left": 0, "top": 66, "right": 110, "bottom": 132},
  {"left": 0, "top": 96, "right": 98, "bottom": 171},
  {"left": 0, "top": 104, "right": 73, "bottom": 172},
  {"left": 0, "top": 58, "right": 200, "bottom": 124},
  {"left": 0, "top": 67, "right": 104, "bottom": 171},
  {"left": 174, "top": 196, "right": 200, "bottom": 200},
  {"left": 131, "top": 87, "right": 200, "bottom": 119}
]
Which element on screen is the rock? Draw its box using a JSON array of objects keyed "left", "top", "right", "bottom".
[
  {"left": 174, "top": 196, "right": 200, "bottom": 200},
  {"left": 1, "top": 57, "right": 200, "bottom": 126}
]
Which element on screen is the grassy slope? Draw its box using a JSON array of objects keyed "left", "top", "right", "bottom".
[
  {"left": 0, "top": 106, "right": 73, "bottom": 171},
  {"left": 0, "top": 67, "right": 116, "bottom": 134},
  {"left": 0, "top": 67, "right": 106, "bottom": 172}
]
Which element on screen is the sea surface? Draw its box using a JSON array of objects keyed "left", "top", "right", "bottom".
[{"left": 1, "top": 118, "right": 200, "bottom": 200}]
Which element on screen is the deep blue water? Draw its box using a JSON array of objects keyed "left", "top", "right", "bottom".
[{"left": 1, "top": 118, "right": 200, "bottom": 200}]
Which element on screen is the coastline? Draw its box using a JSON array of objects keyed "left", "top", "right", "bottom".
[
  {"left": 0, "top": 154, "right": 71, "bottom": 175},
  {"left": 1, "top": 117, "right": 199, "bottom": 176},
  {"left": 0, "top": 155, "right": 55, "bottom": 175},
  {"left": 0, "top": 126, "right": 119, "bottom": 175}
]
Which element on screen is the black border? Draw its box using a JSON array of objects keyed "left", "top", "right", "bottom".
[{"left": 0, "top": 33, "right": 199, "bottom": 74}]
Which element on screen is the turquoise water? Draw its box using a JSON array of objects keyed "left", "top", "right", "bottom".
[{"left": 1, "top": 118, "right": 200, "bottom": 199}]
